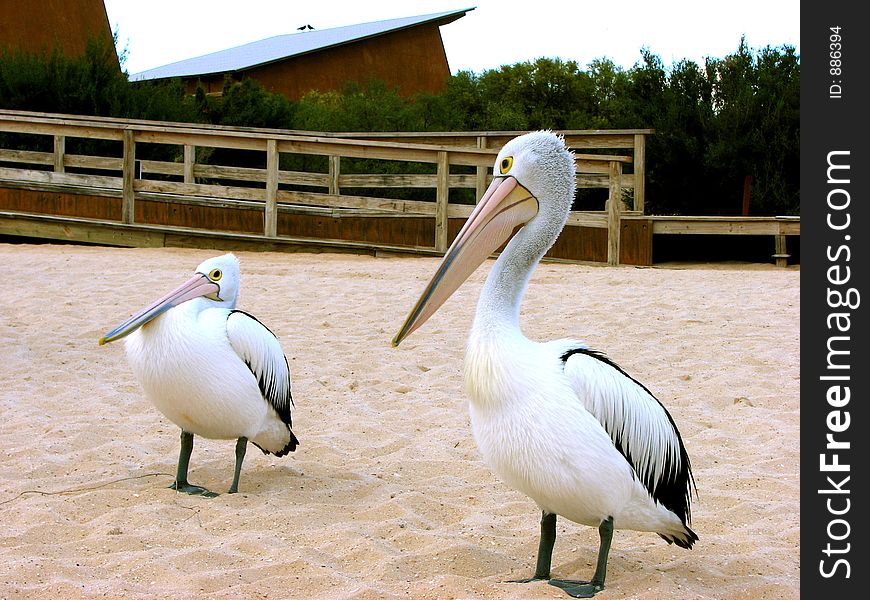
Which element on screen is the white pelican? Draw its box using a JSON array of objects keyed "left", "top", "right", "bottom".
[
  {"left": 392, "top": 131, "right": 697, "bottom": 597},
  {"left": 99, "top": 253, "right": 298, "bottom": 497}
]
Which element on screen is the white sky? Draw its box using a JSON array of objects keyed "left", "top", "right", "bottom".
[{"left": 103, "top": 0, "right": 800, "bottom": 76}]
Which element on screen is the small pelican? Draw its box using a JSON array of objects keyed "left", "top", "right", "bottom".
[
  {"left": 99, "top": 254, "right": 298, "bottom": 497},
  {"left": 393, "top": 131, "right": 697, "bottom": 597}
]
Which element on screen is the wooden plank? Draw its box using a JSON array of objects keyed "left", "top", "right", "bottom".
[
  {"left": 574, "top": 160, "right": 613, "bottom": 175},
  {"left": 191, "top": 164, "right": 268, "bottom": 182},
  {"left": 337, "top": 173, "right": 478, "bottom": 188},
  {"left": 334, "top": 129, "right": 654, "bottom": 145},
  {"left": 649, "top": 217, "right": 800, "bottom": 235},
  {"left": 338, "top": 174, "right": 436, "bottom": 188},
  {"left": 574, "top": 153, "right": 632, "bottom": 163},
  {"left": 620, "top": 218, "right": 653, "bottom": 266},
  {"left": 134, "top": 179, "right": 268, "bottom": 202},
  {"left": 183, "top": 144, "right": 195, "bottom": 183},
  {"left": 475, "top": 136, "right": 489, "bottom": 200},
  {"left": 279, "top": 139, "right": 437, "bottom": 164},
  {"left": 0, "top": 149, "right": 125, "bottom": 175},
  {"left": 134, "top": 130, "right": 268, "bottom": 152},
  {"left": 64, "top": 155, "right": 123, "bottom": 171},
  {"left": 566, "top": 211, "right": 609, "bottom": 228},
  {"left": 265, "top": 139, "right": 278, "bottom": 237},
  {"left": 0, "top": 148, "right": 54, "bottom": 165},
  {"left": 774, "top": 235, "right": 789, "bottom": 267},
  {"left": 53, "top": 135, "right": 65, "bottom": 173},
  {"left": 575, "top": 174, "right": 629, "bottom": 189},
  {"left": 566, "top": 134, "right": 636, "bottom": 150},
  {"left": 328, "top": 155, "right": 340, "bottom": 195},
  {"left": 633, "top": 133, "right": 645, "bottom": 213},
  {"left": 187, "top": 164, "right": 328, "bottom": 188},
  {"left": 0, "top": 166, "right": 121, "bottom": 189},
  {"left": 0, "top": 212, "right": 165, "bottom": 247},
  {"left": 607, "top": 161, "right": 622, "bottom": 265},
  {"left": 121, "top": 129, "right": 135, "bottom": 224},
  {"left": 0, "top": 119, "right": 123, "bottom": 141},
  {"left": 276, "top": 189, "right": 439, "bottom": 215},
  {"left": 0, "top": 210, "right": 444, "bottom": 257},
  {"left": 140, "top": 159, "right": 183, "bottom": 178},
  {"left": 136, "top": 192, "right": 263, "bottom": 213},
  {"left": 434, "top": 151, "right": 449, "bottom": 252},
  {"left": 160, "top": 226, "right": 442, "bottom": 257},
  {"left": 777, "top": 219, "right": 801, "bottom": 235},
  {"left": 344, "top": 132, "right": 645, "bottom": 151},
  {"left": 280, "top": 138, "right": 494, "bottom": 167}
]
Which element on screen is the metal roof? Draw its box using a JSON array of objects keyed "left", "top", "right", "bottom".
[{"left": 130, "top": 8, "right": 474, "bottom": 82}]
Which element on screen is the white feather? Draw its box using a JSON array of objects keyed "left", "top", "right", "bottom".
[
  {"left": 122, "top": 254, "right": 297, "bottom": 455},
  {"left": 227, "top": 310, "right": 293, "bottom": 413},
  {"left": 463, "top": 132, "right": 695, "bottom": 544}
]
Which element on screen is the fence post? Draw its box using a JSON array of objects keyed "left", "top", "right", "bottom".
[
  {"left": 435, "top": 151, "right": 450, "bottom": 252},
  {"left": 53, "top": 135, "right": 65, "bottom": 173},
  {"left": 633, "top": 133, "right": 646, "bottom": 213},
  {"left": 475, "top": 136, "right": 488, "bottom": 200},
  {"left": 607, "top": 160, "right": 623, "bottom": 265},
  {"left": 773, "top": 234, "right": 789, "bottom": 267},
  {"left": 328, "top": 155, "right": 341, "bottom": 195},
  {"left": 183, "top": 144, "right": 195, "bottom": 183},
  {"left": 265, "top": 139, "right": 278, "bottom": 237},
  {"left": 121, "top": 129, "right": 135, "bottom": 224}
]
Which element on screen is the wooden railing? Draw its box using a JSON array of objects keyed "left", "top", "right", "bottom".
[{"left": 0, "top": 110, "right": 645, "bottom": 263}]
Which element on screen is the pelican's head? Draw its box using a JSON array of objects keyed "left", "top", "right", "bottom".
[
  {"left": 99, "top": 253, "right": 241, "bottom": 345},
  {"left": 392, "top": 131, "right": 575, "bottom": 346}
]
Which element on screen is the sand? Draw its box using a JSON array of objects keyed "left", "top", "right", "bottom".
[{"left": 0, "top": 243, "right": 800, "bottom": 599}]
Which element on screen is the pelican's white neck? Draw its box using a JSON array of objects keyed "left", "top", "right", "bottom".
[{"left": 472, "top": 221, "right": 550, "bottom": 338}]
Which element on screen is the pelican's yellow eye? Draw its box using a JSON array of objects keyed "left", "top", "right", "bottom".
[
  {"left": 499, "top": 156, "right": 513, "bottom": 174},
  {"left": 209, "top": 268, "right": 222, "bottom": 281}
]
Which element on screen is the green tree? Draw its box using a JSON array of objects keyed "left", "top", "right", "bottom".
[{"left": 0, "top": 36, "right": 800, "bottom": 216}]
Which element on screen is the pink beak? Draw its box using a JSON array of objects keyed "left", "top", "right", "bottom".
[
  {"left": 99, "top": 273, "right": 220, "bottom": 345},
  {"left": 392, "top": 176, "right": 538, "bottom": 346}
]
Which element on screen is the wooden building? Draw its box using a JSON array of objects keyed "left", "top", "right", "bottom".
[
  {"left": 130, "top": 9, "right": 473, "bottom": 100},
  {"left": 0, "top": 0, "right": 118, "bottom": 64}
]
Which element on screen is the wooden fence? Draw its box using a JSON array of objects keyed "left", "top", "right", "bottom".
[{"left": 0, "top": 110, "right": 797, "bottom": 265}]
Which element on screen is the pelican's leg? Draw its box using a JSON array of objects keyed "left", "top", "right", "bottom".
[
  {"left": 228, "top": 437, "right": 248, "bottom": 494},
  {"left": 169, "top": 430, "right": 218, "bottom": 498},
  {"left": 510, "top": 511, "right": 557, "bottom": 583},
  {"left": 549, "top": 516, "right": 614, "bottom": 598}
]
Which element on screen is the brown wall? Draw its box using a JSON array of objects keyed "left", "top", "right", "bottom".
[
  {"left": 186, "top": 24, "right": 451, "bottom": 100},
  {"left": 0, "top": 0, "right": 118, "bottom": 64}
]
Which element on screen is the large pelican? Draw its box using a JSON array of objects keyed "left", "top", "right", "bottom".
[
  {"left": 393, "top": 131, "right": 697, "bottom": 597},
  {"left": 99, "top": 253, "right": 298, "bottom": 497}
]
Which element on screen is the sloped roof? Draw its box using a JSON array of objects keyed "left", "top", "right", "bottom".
[{"left": 130, "top": 8, "right": 473, "bottom": 81}]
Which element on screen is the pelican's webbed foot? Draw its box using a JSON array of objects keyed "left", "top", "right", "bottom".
[
  {"left": 170, "top": 480, "right": 219, "bottom": 498},
  {"left": 548, "top": 579, "right": 604, "bottom": 598},
  {"left": 169, "top": 430, "right": 219, "bottom": 498},
  {"left": 548, "top": 516, "right": 613, "bottom": 597}
]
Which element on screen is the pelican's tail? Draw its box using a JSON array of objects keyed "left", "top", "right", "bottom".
[
  {"left": 658, "top": 523, "right": 699, "bottom": 549},
  {"left": 252, "top": 424, "right": 299, "bottom": 457},
  {"left": 272, "top": 428, "right": 299, "bottom": 457}
]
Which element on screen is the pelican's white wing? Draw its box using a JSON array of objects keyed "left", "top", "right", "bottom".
[
  {"left": 559, "top": 345, "right": 695, "bottom": 527},
  {"left": 226, "top": 310, "right": 294, "bottom": 424}
]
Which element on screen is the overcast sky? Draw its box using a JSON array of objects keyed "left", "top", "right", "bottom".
[{"left": 103, "top": 0, "right": 800, "bottom": 76}]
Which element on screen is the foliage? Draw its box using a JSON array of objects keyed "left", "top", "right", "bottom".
[{"left": 0, "top": 38, "right": 799, "bottom": 215}]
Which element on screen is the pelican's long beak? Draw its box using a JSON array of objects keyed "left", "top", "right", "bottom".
[
  {"left": 98, "top": 274, "right": 220, "bottom": 345},
  {"left": 392, "top": 176, "right": 538, "bottom": 347}
]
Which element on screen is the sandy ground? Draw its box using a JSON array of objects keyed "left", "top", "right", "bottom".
[{"left": 0, "top": 243, "right": 799, "bottom": 599}]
